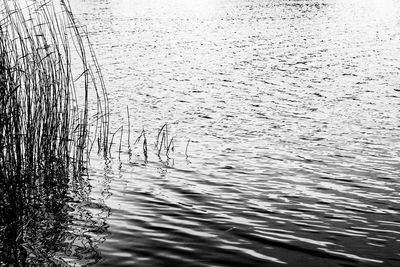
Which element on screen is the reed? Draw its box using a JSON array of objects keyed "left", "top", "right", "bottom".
[
  {"left": 0, "top": 0, "right": 109, "bottom": 181},
  {"left": 0, "top": 0, "right": 188, "bottom": 264},
  {"left": 155, "top": 123, "right": 175, "bottom": 159},
  {"left": 134, "top": 129, "right": 148, "bottom": 162},
  {"left": 0, "top": 1, "right": 110, "bottom": 263}
]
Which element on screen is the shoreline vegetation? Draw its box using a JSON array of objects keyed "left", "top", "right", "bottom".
[
  {"left": 0, "top": 0, "right": 110, "bottom": 179},
  {"left": 1, "top": 0, "right": 181, "bottom": 264},
  {"left": 0, "top": 0, "right": 110, "bottom": 265}
]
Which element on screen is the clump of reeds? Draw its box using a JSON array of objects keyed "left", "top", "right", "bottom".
[
  {"left": 0, "top": 0, "right": 109, "bottom": 181},
  {"left": 0, "top": 0, "right": 109, "bottom": 263}
]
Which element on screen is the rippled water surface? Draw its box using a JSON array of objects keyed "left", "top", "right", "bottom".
[{"left": 69, "top": 0, "right": 400, "bottom": 266}]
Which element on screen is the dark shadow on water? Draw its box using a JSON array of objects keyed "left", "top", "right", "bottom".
[{"left": 0, "top": 166, "right": 110, "bottom": 266}]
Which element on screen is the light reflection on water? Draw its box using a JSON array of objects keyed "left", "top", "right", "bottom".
[{"left": 69, "top": 0, "right": 400, "bottom": 266}]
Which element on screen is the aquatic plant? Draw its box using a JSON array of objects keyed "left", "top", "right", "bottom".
[
  {"left": 0, "top": 0, "right": 110, "bottom": 264},
  {"left": 156, "top": 123, "right": 174, "bottom": 159},
  {"left": 0, "top": 0, "right": 110, "bottom": 180}
]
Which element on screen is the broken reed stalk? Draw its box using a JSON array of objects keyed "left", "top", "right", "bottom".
[
  {"left": 134, "top": 129, "right": 148, "bottom": 162},
  {"left": 185, "top": 139, "right": 190, "bottom": 158},
  {"left": 0, "top": 0, "right": 110, "bottom": 181},
  {"left": 127, "top": 106, "right": 131, "bottom": 151},
  {"left": 155, "top": 123, "right": 174, "bottom": 159}
]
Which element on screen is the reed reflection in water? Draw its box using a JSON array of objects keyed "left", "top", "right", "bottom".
[{"left": 0, "top": 166, "right": 111, "bottom": 266}]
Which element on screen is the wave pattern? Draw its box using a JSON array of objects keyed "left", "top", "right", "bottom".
[{"left": 70, "top": 0, "right": 400, "bottom": 266}]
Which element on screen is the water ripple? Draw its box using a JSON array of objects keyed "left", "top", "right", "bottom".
[{"left": 66, "top": 0, "right": 400, "bottom": 266}]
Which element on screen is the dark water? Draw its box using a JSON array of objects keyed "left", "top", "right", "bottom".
[{"left": 3, "top": 0, "right": 400, "bottom": 266}]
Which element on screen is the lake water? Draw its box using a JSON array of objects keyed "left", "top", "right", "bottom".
[{"left": 65, "top": 0, "right": 400, "bottom": 266}]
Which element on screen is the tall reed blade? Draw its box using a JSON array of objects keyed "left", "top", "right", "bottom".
[{"left": 0, "top": 0, "right": 110, "bottom": 180}]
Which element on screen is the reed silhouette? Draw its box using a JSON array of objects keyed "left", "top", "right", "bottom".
[
  {"left": 0, "top": 0, "right": 109, "bottom": 178},
  {"left": 1, "top": 1, "right": 179, "bottom": 264},
  {"left": 1, "top": 0, "right": 110, "bottom": 265}
]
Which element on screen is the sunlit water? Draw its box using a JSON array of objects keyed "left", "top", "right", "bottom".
[{"left": 67, "top": 0, "right": 400, "bottom": 266}]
